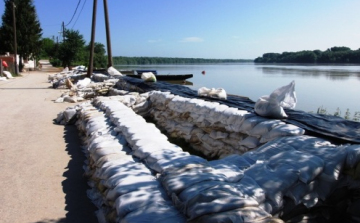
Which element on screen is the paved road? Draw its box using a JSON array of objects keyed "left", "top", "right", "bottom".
[{"left": 0, "top": 62, "right": 97, "bottom": 223}]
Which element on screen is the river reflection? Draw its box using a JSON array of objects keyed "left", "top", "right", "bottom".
[{"left": 258, "top": 66, "right": 360, "bottom": 81}]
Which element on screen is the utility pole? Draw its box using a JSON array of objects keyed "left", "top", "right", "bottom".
[
  {"left": 62, "top": 21, "right": 65, "bottom": 42},
  {"left": 103, "top": 0, "right": 113, "bottom": 68},
  {"left": 87, "top": 0, "right": 98, "bottom": 77},
  {"left": 12, "top": 2, "right": 18, "bottom": 75}
]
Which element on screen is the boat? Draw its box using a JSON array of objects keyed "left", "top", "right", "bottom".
[
  {"left": 124, "top": 70, "right": 193, "bottom": 81},
  {"left": 126, "top": 73, "right": 193, "bottom": 81},
  {"left": 92, "top": 68, "right": 193, "bottom": 81}
]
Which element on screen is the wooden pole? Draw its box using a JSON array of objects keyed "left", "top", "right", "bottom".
[
  {"left": 103, "top": 0, "right": 113, "bottom": 68},
  {"left": 13, "top": 2, "right": 18, "bottom": 75},
  {"left": 0, "top": 59, "right": 3, "bottom": 76},
  {"left": 87, "top": 0, "right": 98, "bottom": 77}
]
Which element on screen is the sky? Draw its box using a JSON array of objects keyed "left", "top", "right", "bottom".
[{"left": 1, "top": 0, "right": 360, "bottom": 59}]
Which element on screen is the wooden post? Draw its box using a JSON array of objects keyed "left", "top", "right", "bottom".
[
  {"left": 87, "top": 0, "right": 98, "bottom": 77},
  {"left": 0, "top": 59, "right": 3, "bottom": 76},
  {"left": 13, "top": 2, "right": 18, "bottom": 75},
  {"left": 103, "top": 0, "right": 113, "bottom": 68}
]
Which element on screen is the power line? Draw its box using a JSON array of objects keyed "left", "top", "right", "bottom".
[
  {"left": 72, "top": 0, "right": 87, "bottom": 29},
  {"left": 65, "top": 0, "right": 82, "bottom": 27}
]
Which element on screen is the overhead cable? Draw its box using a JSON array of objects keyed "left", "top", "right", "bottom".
[
  {"left": 65, "top": 0, "right": 82, "bottom": 27},
  {"left": 72, "top": 0, "right": 87, "bottom": 29}
]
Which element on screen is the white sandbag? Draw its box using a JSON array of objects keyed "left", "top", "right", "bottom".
[
  {"left": 267, "top": 150, "right": 324, "bottom": 184},
  {"left": 244, "top": 163, "right": 299, "bottom": 209},
  {"left": 286, "top": 180, "right": 318, "bottom": 206},
  {"left": 3, "top": 70, "right": 14, "bottom": 79},
  {"left": 90, "top": 146, "right": 128, "bottom": 163},
  {"left": 226, "top": 113, "right": 256, "bottom": 132},
  {"left": 145, "top": 150, "right": 190, "bottom": 167},
  {"left": 238, "top": 116, "right": 268, "bottom": 134},
  {"left": 234, "top": 175, "right": 266, "bottom": 204},
  {"left": 63, "top": 108, "right": 77, "bottom": 122},
  {"left": 189, "top": 206, "right": 273, "bottom": 223},
  {"left": 96, "top": 153, "right": 133, "bottom": 167},
  {"left": 151, "top": 155, "right": 209, "bottom": 174},
  {"left": 103, "top": 165, "right": 154, "bottom": 188},
  {"left": 161, "top": 170, "right": 228, "bottom": 195},
  {"left": 239, "top": 136, "right": 261, "bottom": 149},
  {"left": 209, "top": 130, "right": 228, "bottom": 139},
  {"left": 198, "top": 87, "right": 227, "bottom": 99},
  {"left": 184, "top": 185, "right": 258, "bottom": 220},
  {"left": 178, "top": 181, "right": 229, "bottom": 202},
  {"left": 133, "top": 142, "right": 182, "bottom": 160},
  {"left": 120, "top": 204, "right": 186, "bottom": 223},
  {"left": 76, "top": 77, "right": 91, "bottom": 89},
  {"left": 115, "top": 189, "right": 171, "bottom": 218},
  {"left": 209, "top": 154, "right": 252, "bottom": 171},
  {"left": 296, "top": 144, "right": 347, "bottom": 181},
  {"left": 248, "top": 120, "right": 285, "bottom": 137},
  {"left": 141, "top": 72, "right": 157, "bottom": 82},
  {"left": 93, "top": 159, "right": 136, "bottom": 179},
  {"left": 209, "top": 162, "right": 244, "bottom": 183},
  {"left": 254, "top": 81, "right": 297, "bottom": 118},
  {"left": 345, "top": 144, "right": 360, "bottom": 168},
  {"left": 219, "top": 107, "right": 247, "bottom": 125},
  {"left": 107, "top": 66, "right": 122, "bottom": 76},
  {"left": 105, "top": 175, "right": 159, "bottom": 201},
  {"left": 260, "top": 124, "right": 305, "bottom": 143}
]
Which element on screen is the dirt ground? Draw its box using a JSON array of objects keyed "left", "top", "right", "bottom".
[{"left": 0, "top": 61, "right": 97, "bottom": 223}]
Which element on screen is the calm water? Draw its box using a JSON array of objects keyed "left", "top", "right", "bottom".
[{"left": 115, "top": 63, "right": 360, "bottom": 116}]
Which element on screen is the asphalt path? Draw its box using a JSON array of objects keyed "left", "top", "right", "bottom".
[{"left": 0, "top": 61, "right": 97, "bottom": 223}]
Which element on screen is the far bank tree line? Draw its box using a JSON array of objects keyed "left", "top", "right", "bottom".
[
  {"left": 113, "top": 57, "right": 252, "bottom": 65},
  {"left": 254, "top": 46, "right": 360, "bottom": 63}
]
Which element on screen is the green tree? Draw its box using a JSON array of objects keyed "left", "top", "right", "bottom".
[
  {"left": 86, "top": 42, "right": 107, "bottom": 68},
  {"left": 57, "top": 29, "right": 85, "bottom": 67},
  {"left": 0, "top": 0, "right": 42, "bottom": 70},
  {"left": 40, "top": 37, "right": 56, "bottom": 59}
]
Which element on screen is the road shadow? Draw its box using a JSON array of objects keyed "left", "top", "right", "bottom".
[
  {"left": 60, "top": 125, "right": 98, "bottom": 223},
  {"left": 33, "top": 125, "right": 98, "bottom": 223}
]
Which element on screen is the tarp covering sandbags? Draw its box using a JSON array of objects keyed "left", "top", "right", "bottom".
[{"left": 116, "top": 76, "right": 360, "bottom": 144}]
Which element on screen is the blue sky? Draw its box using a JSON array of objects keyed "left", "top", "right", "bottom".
[{"left": 1, "top": 0, "right": 360, "bottom": 59}]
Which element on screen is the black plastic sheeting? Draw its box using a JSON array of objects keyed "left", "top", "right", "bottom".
[{"left": 119, "top": 77, "right": 360, "bottom": 144}]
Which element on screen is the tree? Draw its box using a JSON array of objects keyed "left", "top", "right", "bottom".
[
  {"left": 86, "top": 42, "right": 107, "bottom": 68},
  {"left": 40, "top": 37, "right": 56, "bottom": 59},
  {"left": 0, "top": 0, "right": 42, "bottom": 70},
  {"left": 58, "top": 29, "right": 85, "bottom": 67}
]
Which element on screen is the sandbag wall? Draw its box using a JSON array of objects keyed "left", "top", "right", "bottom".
[
  {"left": 148, "top": 91, "right": 306, "bottom": 159},
  {"left": 56, "top": 89, "right": 360, "bottom": 222},
  {"left": 69, "top": 96, "right": 282, "bottom": 223}
]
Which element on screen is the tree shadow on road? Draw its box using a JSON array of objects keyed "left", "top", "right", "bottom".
[{"left": 33, "top": 125, "right": 98, "bottom": 223}]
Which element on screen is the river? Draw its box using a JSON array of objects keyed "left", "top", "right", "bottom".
[{"left": 114, "top": 63, "right": 360, "bottom": 120}]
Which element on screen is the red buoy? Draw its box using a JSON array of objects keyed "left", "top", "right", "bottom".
[{"left": 201, "top": 70, "right": 205, "bottom": 75}]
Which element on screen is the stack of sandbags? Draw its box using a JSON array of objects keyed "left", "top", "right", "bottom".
[
  {"left": 75, "top": 98, "right": 187, "bottom": 223},
  {"left": 148, "top": 91, "right": 305, "bottom": 159},
  {"left": 241, "top": 136, "right": 360, "bottom": 221}
]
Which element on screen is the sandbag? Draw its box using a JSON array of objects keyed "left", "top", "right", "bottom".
[
  {"left": 255, "top": 81, "right": 296, "bottom": 118},
  {"left": 141, "top": 72, "right": 157, "bottom": 82}
]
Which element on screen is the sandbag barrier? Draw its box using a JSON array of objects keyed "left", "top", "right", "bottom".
[
  {"left": 56, "top": 88, "right": 360, "bottom": 222},
  {"left": 58, "top": 95, "right": 284, "bottom": 222},
  {"left": 148, "top": 91, "right": 305, "bottom": 159}
]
